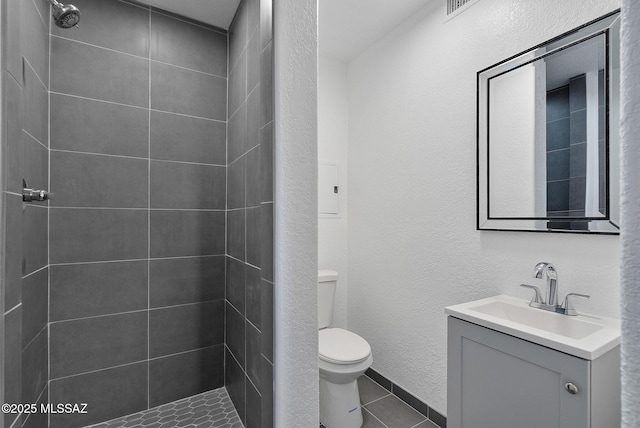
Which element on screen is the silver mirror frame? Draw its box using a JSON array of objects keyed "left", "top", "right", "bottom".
[{"left": 477, "top": 10, "right": 621, "bottom": 235}]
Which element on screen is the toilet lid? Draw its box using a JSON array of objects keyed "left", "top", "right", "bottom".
[{"left": 319, "top": 328, "right": 371, "bottom": 365}]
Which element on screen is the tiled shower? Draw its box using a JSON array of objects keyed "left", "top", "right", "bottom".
[{"left": 0, "top": 0, "right": 274, "bottom": 426}]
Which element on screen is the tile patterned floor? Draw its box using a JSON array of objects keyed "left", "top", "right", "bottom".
[
  {"left": 320, "top": 376, "right": 440, "bottom": 428},
  {"left": 84, "top": 388, "right": 243, "bottom": 428}
]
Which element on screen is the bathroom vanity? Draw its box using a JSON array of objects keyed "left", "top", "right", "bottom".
[{"left": 446, "top": 296, "right": 620, "bottom": 428}]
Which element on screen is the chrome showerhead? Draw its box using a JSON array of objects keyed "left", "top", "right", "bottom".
[{"left": 49, "top": 0, "right": 80, "bottom": 29}]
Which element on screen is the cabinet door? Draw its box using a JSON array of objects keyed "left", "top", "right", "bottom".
[{"left": 447, "top": 317, "right": 590, "bottom": 428}]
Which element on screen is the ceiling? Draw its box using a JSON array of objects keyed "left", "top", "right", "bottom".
[
  {"left": 135, "top": 0, "right": 241, "bottom": 30},
  {"left": 319, "top": 0, "right": 432, "bottom": 63},
  {"left": 135, "top": 0, "right": 432, "bottom": 61}
]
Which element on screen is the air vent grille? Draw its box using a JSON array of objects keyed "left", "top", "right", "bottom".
[{"left": 447, "top": 0, "right": 474, "bottom": 15}]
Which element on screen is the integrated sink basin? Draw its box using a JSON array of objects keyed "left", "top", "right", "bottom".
[{"left": 445, "top": 295, "right": 620, "bottom": 360}]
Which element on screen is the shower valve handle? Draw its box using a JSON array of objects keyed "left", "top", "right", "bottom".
[{"left": 22, "top": 188, "right": 54, "bottom": 202}]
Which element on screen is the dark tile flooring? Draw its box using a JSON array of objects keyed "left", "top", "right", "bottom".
[
  {"left": 321, "top": 376, "right": 440, "bottom": 428},
  {"left": 84, "top": 388, "right": 242, "bottom": 428}
]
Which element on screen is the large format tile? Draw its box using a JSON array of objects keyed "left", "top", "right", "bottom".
[
  {"left": 23, "top": 61, "right": 48, "bottom": 146},
  {"left": 5, "top": 194, "right": 22, "bottom": 310},
  {"left": 51, "top": 0, "right": 149, "bottom": 57},
  {"left": 150, "top": 11, "right": 227, "bottom": 76},
  {"left": 247, "top": 30, "right": 260, "bottom": 94},
  {"left": 228, "top": 50, "right": 247, "bottom": 117},
  {"left": 50, "top": 151, "right": 148, "bottom": 208},
  {"left": 364, "top": 395, "right": 426, "bottom": 428},
  {"left": 225, "top": 348, "right": 246, "bottom": 424},
  {"left": 226, "top": 302, "right": 246, "bottom": 367},
  {"left": 246, "top": 206, "right": 261, "bottom": 267},
  {"left": 50, "top": 261, "right": 148, "bottom": 321},
  {"left": 245, "top": 264, "right": 261, "bottom": 328},
  {"left": 245, "top": 378, "right": 261, "bottom": 428},
  {"left": 150, "top": 210, "right": 225, "bottom": 258},
  {"left": 245, "top": 145, "right": 261, "bottom": 207},
  {"left": 4, "top": 307, "right": 22, "bottom": 428},
  {"left": 149, "top": 256, "right": 225, "bottom": 308},
  {"left": 361, "top": 409, "right": 387, "bottom": 428},
  {"left": 246, "top": 321, "right": 262, "bottom": 391},
  {"left": 49, "top": 362, "right": 148, "bottom": 428},
  {"left": 260, "top": 42, "right": 274, "bottom": 127},
  {"left": 4, "top": 73, "right": 24, "bottom": 194},
  {"left": 50, "top": 94, "right": 149, "bottom": 157},
  {"left": 149, "top": 345, "right": 224, "bottom": 407},
  {"left": 227, "top": 209, "right": 246, "bottom": 261},
  {"left": 228, "top": 103, "right": 247, "bottom": 164},
  {"left": 149, "top": 301, "right": 224, "bottom": 357},
  {"left": 150, "top": 61, "right": 226, "bottom": 120},
  {"left": 260, "top": 122, "right": 274, "bottom": 202},
  {"left": 260, "top": 203, "right": 274, "bottom": 280},
  {"left": 51, "top": 37, "right": 149, "bottom": 107},
  {"left": 23, "top": 131, "right": 49, "bottom": 193},
  {"left": 260, "top": 279, "right": 273, "bottom": 360},
  {"left": 50, "top": 311, "right": 148, "bottom": 379},
  {"left": 4, "top": 0, "right": 22, "bottom": 84},
  {"left": 246, "top": 87, "right": 261, "bottom": 153},
  {"left": 150, "top": 161, "right": 225, "bottom": 209},
  {"left": 226, "top": 257, "right": 245, "bottom": 315},
  {"left": 150, "top": 110, "right": 226, "bottom": 165},
  {"left": 22, "top": 387, "right": 48, "bottom": 428},
  {"left": 22, "top": 0, "right": 49, "bottom": 86},
  {"left": 260, "top": 356, "right": 274, "bottom": 428},
  {"left": 22, "top": 329, "right": 47, "bottom": 405},
  {"left": 50, "top": 208, "right": 148, "bottom": 263},
  {"left": 260, "top": 0, "right": 273, "bottom": 51},
  {"left": 359, "top": 376, "right": 391, "bottom": 406},
  {"left": 22, "top": 205, "right": 48, "bottom": 276},
  {"left": 228, "top": 157, "right": 245, "bottom": 209},
  {"left": 229, "top": 0, "right": 248, "bottom": 71},
  {"left": 21, "top": 267, "right": 48, "bottom": 348}
]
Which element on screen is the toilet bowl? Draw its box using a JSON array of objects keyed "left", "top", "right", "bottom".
[{"left": 318, "top": 270, "right": 373, "bottom": 428}]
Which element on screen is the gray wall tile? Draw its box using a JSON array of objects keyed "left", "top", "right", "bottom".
[
  {"left": 229, "top": 0, "right": 248, "bottom": 72},
  {"left": 246, "top": 207, "right": 261, "bottom": 266},
  {"left": 228, "top": 103, "right": 247, "bottom": 164},
  {"left": 260, "top": 356, "right": 274, "bottom": 428},
  {"left": 247, "top": 88, "right": 261, "bottom": 153},
  {"left": 51, "top": 0, "right": 150, "bottom": 57},
  {"left": 22, "top": 205, "right": 48, "bottom": 275},
  {"left": 49, "top": 362, "right": 148, "bottom": 428},
  {"left": 50, "top": 261, "right": 149, "bottom": 321},
  {"left": 247, "top": 31, "right": 260, "bottom": 93},
  {"left": 22, "top": 387, "right": 47, "bottom": 428},
  {"left": 260, "top": 0, "right": 273, "bottom": 50},
  {"left": 547, "top": 86, "right": 569, "bottom": 122},
  {"left": 246, "top": 378, "right": 261, "bottom": 428},
  {"left": 149, "top": 345, "right": 224, "bottom": 408},
  {"left": 150, "top": 61, "right": 226, "bottom": 120},
  {"left": 23, "top": 61, "right": 48, "bottom": 146},
  {"left": 260, "top": 122, "right": 274, "bottom": 202},
  {"left": 228, "top": 157, "right": 245, "bottom": 209},
  {"left": 261, "top": 279, "right": 273, "bottom": 360},
  {"left": 21, "top": 268, "right": 48, "bottom": 348},
  {"left": 150, "top": 161, "right": 225, "bottom": 209},
  {"left": 150, "top": 256, "right": 225, "bottom": 308},
  {"left": 4, "top": 307, "right": 22, "bottom": 427},
  {"left": 149, "top": 301, "right": 224, "bottom": 357},
  {"left": 4, "top": 0, "right": 23, "bottom": 85},
  {"left": 23, "top": 131, "right": 49, "bottom": 194},
  {"left": 5, "top": 195, "right": 23, "bottom": 311},
  {"left": 246, "top": 321, "right": 261, "bottom": 390},
  {"left": 226, "top": 257, "right": 246, "bottom": 315},
  {"left": 225, "top": 348, "right": 246, "bottom": 424},
  {"left": 22, "top": 0, "right": 49, "bottom": 87},
  {"left": 226, "top": 302, "right": 245, "bottom": 367},
  {"left": 227, "top": 209, "right": 245, "bottom": 261},
  {"left": 260, "top": 42, "right": 273, "bottom": 126},
  {"left": 245, "top": 146, "right": 261, "bottom": 207},
  {"left": 229, "top": 51, "right": 247, "bottom": 117},
  {"left": 50, "top": 208, "right": 148, "bottom": 263},
  {"left": 51, "top": 37, "right": 149, "bottom": 107},
  {"left": 260, "top": 203, "right": 273, "bottom": 281},
  {"left": 150, "top": 11, "right": 227, "bottom": 76},
  {"left": 150, "top": 210, "right": 225, "bottom": 258},
  {"left": 546, "top": 118, "right": 570, "bottom": 152},
  {"left": 245, "top": 265, "right": 261, "bottom": 329},
  {"left": 546, "top": 149, "right": 570, "bottom": 181},
  {"left": 50, "top": 94, "right": 149, "bottom": 158},
  {"left": 150, "top": 110, "right": 226, "bottom": 165},
  {"left": 21, "top": 329, "right": 47, "bottom": 405},
  {"left": 50, "top": 311, "right": 148, "bottom": 379},
  {"left": 50, "top": 151, "right": 149, "bottom": 208},
  {"left": 4, "top": 74, "right": 24, "bottom": 194}
]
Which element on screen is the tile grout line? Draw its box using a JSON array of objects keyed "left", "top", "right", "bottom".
[{"left": 363, "top": 407, "right": 390, "bottom": 428}]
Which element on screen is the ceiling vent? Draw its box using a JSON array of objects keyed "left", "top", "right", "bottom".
[{"left": 446, "top": 0, "right": 480, "bottom": 18}]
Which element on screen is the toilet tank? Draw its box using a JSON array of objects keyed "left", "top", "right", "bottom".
[{"left": 318, "top": 270, "right": 338, "bottom": 329}]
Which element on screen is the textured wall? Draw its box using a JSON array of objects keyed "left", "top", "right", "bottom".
[
  {"left": 318, "top": 55, "right": 349, "bottom": 329},
  {"left": 2, "top": 0, "right": 51, "bottom": 426},
  {"left": 346, "top": 0, "right": 620, "bottom": 414},
  {"left": 225, "top": 0, "right": 275, "bottom": 426},
  {"left": 620, "top": 0, "right": 640, "bottom": 425},
  {"left": 47, "top": 1, "right": 227, "bottom": 426},
  {"left": 273, "top": 0, "right": 318, "bottom": 426}
]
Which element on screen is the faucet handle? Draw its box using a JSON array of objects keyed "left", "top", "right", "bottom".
[
  {"left": 562, "top": 293, "right": 590, "bottom": 316},
  {"left": 520, "top": 284, "right": 544, "bottom": 304}
]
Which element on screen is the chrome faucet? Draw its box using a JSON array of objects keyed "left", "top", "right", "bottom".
[
  {"left": 519, "top": 262, "right": 590, "bottom": 316},
  {"left": 534, "top": 262, "right": 558, "bottom": 306}
]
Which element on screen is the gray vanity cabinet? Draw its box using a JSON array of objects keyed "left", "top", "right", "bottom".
[{"left": 447, "top": 317, "right": 620, "bottom": 428}]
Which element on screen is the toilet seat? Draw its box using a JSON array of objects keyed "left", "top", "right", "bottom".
[{"left": 319, "top": 328, "right": 371, "bottom": 365}]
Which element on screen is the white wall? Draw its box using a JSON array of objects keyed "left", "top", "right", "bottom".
[
  {"left": 346, "top": 0, "right": 620, "bottom": 415},
  {"left": 318, "top": 55, "right": 349, "bottom": 329},
  {"left": 273, "top": 0, "right": 318, "bottom": 426}
]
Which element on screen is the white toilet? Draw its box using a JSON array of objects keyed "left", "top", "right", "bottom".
[{"left": 318, "top": 270, "right": 373, "bottom": 428}]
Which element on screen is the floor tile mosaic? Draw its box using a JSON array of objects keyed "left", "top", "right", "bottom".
[{"left": 85, "top": 387, "right": 242, "bottom": 428}]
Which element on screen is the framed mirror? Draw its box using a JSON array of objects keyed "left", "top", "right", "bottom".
[{"left": 477, "top": 10, "right": 620, "bottom": 234}]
